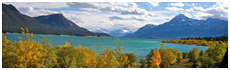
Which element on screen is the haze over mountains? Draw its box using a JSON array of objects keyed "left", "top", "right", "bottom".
[
  {"left": 2, "top": 4, "right": 111, "bottom": 37},
  {"left": 123, "top": 14, "right": 228, "bottom": 39}
]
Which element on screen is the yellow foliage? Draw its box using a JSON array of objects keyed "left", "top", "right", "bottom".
[
  {"left": 149, "top": 50, "right": 161, "bottom": 68},
  {"left": 97, "top": 48, "right": 118, "bottom": 68}
]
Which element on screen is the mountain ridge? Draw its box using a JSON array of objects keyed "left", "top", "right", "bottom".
[
  {"left": 123, "top": 14, "right": 228, "bottom": 39},
  {"left": 2, "top": 3, "right": 112, "bottom": 37}
]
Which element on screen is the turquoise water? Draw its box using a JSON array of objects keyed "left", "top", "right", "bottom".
[{"left": 4, "top": 33, "right": 208, "bottom": 59}]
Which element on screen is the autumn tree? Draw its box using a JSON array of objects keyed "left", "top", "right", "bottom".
[
  {"left": 3, "top": 28, "right": 45, "bottom": 68},
  {"left": 199, "top": 41, "right": 228, "bottom": 68},
  {"left": 146, "top": 49, "right": 161, "bottom": 68},
  {"left": 158, "top": 43, "right": 178, "bottom": 68},
  {"left": 97, "top": 48, "right": 118, "bottom": 68},
  {"left": 114, "top": 38, "right": 129, "bottom": 68},
  {"left": 40, "top": 36, "right": 58, "bottom": 68},
  {"left": 56, "top": 42, "right": 78, "bottom": 68}
]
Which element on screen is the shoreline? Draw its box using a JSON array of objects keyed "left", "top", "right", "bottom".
[
  {"left": 162, "top": 42, "right": 208, "bottom": 47},
  {"left": 4, "top": 32, "right": 113, "bottom": 38}
]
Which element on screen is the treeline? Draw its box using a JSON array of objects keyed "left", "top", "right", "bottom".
[
  {"left": 2, "top": 28, "right": 228, "bottom": 68},
  {"left": 161, "top": 36, "right": 228, "bottom": 46},
  {"left": 161, "top": 36, "right": 228, "bottom": 68},
  {"left": 162, "top": 39, "right": 214, "bottom": 46},
  {"left": 181, "top": 36, "right": 228, "bottom": 42}
]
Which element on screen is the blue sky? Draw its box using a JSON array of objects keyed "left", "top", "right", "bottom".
[{"left": 4, "top": 2, "right": 228, "bottom": 33}]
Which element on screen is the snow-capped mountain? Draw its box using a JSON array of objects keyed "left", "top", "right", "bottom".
[
  {"left": 123, "top": 14, "right": 228, "bottom": 39},
  {"left": 90, "top": 28, "right": 134, "bottom": 37}
]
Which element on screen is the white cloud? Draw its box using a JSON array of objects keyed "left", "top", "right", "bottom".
[
  {"left": 215, "top": 2, "right": 228, "bottom": 8},
  {"left": 193, "top": 12, "right": 213, "bottom": 20},
  {"left": 66, "top": 2, "right": 151, "bottom": 15},
  {"left": 62, "top": 11, "right": 158, "bottom": 32},
  {"left": 186, "top": 2, "right": 228, "bottom": 21},
  {"left": 170, "top": 2, "right": 184, "bottom": 7},
  {"left": 18, "top": 7, "right": 59, "bottom": 17},
  {"left": 148, "top": 2, "right": 159, "bottom": 7},
  {"left": 109, "top": 15, "right": 149, "bottom": 21},
  {"left": 18, "top": 7, "right": 34, "bottom": 12},
  {"left": 186, "top": 7, "right": 205, "bottom": 12},
  {"left": 182, "top": 12, "right": 192, "bottom": 18},
  {"left": 165, "top": 7, "right": 183, "bottom": 11},
  {"left": 4, "top": 2, "right": 68, "bottom": 8}
]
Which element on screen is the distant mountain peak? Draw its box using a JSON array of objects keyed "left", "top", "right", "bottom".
[
  {"left": 3, "top": 3, "right": 112, "bottom": 37},
  {"left": 124, "top": 14, "right": 228, "bottom": 39},
  {"left": 143, "top": 24, "right": 156, "bottom": 28},
  {"left": 34, "top": 13, "right": 77, "bottom": 28},
  {"left": 170, "top": 14, "right": 189, "bottom": 22},
  {"left": 49, "top": 13, "right": 64, "bottom": 16},
  {"left": 174, "top": 14, "right": 189, "bottom": 19}
]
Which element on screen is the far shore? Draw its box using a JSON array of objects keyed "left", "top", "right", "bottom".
[{"left": 4, "top": 32, "right": 113, "bottom": 38}]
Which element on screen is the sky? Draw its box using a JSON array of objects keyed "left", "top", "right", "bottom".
[{"left": 3, "top": 2, "right": 228, "bottom": 33}]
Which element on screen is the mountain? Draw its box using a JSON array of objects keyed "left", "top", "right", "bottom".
[
  {"left": 108, "top": 29, "right": 134, "bottom": 37},
  {"left": 123, "top": 14, "right": 228, "bottom": 39},
  {"left": 2, "top": 4, "right": 111, "bottom": 37},
  {"left": 90, "top": 28, "right": 134, "bottom": 37}
]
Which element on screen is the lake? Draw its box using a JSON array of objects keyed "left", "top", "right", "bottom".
[{"left": 4, "top": 33, "right": 208, "bottom": 60}]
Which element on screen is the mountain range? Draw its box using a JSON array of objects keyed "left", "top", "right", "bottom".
[
  {"left": 90, "top": 28, "right": 134, "bottom": 37},
  {"left": 2, "top": 4, "right": 111, "bottom": 37},
  {"left": 123, "top": 14, "right": 228, "bottom": 39},
  {"left": 2, "top": 4, "right": 228, "bottom": 39}
]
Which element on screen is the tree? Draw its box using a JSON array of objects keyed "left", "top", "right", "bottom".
[
  {"left": 97, "top": 48, "right": 118, "bottom": 68},
  {"left": 2, "top": 33, "right": 18, "bottom": 68},
  {"left": 177, "top": 52, "right": 182, "bottom": 63},
  {"left": 114, "top": 38, "right": 129, "bottom": 68},
  {"left": 148, "top": 50, "right": 161, "bottom": 68},
  {"left": 40, "top": 36, "right": 58, "bottom": 68},
  {"left": 182, "top": 52, "right": 189, "bottom": 59},
  {"left": 158, "top": 43, "right": 178, "bottom": 68},
  {"left": 124, "top": 53, "right": 138, "bottom": 68},
  {"left": 3, "top": 28, "right": 45, "bottom": 68},
  {"left": 199, "top": 41, "right": 228, "bottom": 67},
  {"left": 139, "top": 59, "right": 147, "bottom": 68},
  {"left": 56, "top": 42, "right": 78, "bottom": 68},
  {"left": 199, "top": 50, "right": 203, "bottom": 56},
  {"left": 188, "top": 48, "right": 199, "bottom": 63},
  {"left": 188, "top": 48, "right": 199, "bottom": 68}
]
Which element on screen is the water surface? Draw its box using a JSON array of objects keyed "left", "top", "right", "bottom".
[{"left": 4, "top": 33, "right": 208, "bottom": 59}]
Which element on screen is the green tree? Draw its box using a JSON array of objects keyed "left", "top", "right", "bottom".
[
  {"left": 39, "top": 36, "right": 58, "bottom": 68},
  {"left": 188, "top": 48, "right": 199, "bottom": 63},
  {"left": 182, "top": 52, "right": 189, "bottom": 59},
  {"left": 158, "top": 43, "right": 178, "bottom": 68},
  {"left": 114, "top": 38, "right": 129, "bottom": 68},
  {"left": 200, "top": 41, "right": 228, "bottom": 67},
  {"left": 188, "top": 48, "right": 199, "bottom": 68},
  {"left": 139, "top": 59, "right": 147, "bottom": 68},
  {"left": 124, "top": 53, "right": 138, "bottom": 67},
  {"left": 177, "top": 52, "right": 182, "bottom": 63},
  {"left": 199, "top": 50, "right": 203, "bottom": 56}
]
